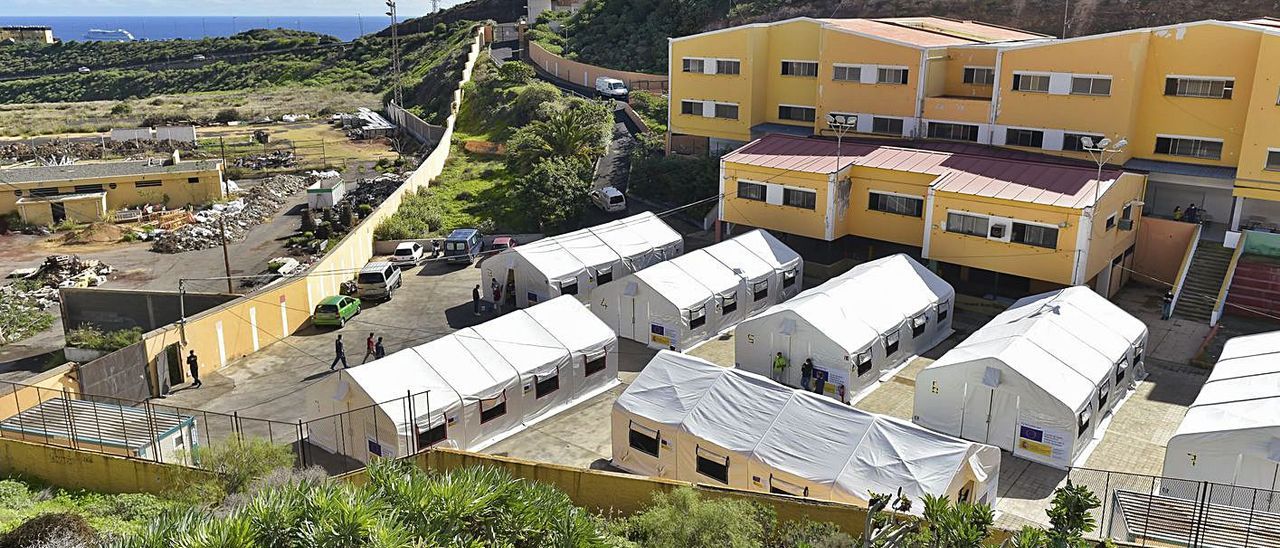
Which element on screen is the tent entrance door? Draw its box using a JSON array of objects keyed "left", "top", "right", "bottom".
[{"left": 960, "top": 384, "right": 994, "bottom": 445}]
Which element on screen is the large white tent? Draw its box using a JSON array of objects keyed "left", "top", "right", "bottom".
[
  {"left": 913, "top": 286, "right": 1148, "bottom": 470},
  {"left": 590, "top": 230, "right": 801, "bottom": 351},
  {"left": 480, "top": 212, "right": 683, "bottom": 308},
  {"left": 1163, "top": 332, "right": 1280, "bottom": 509},
  {"left": 734, "top": 254, "right": 954, "bottom": 403},
  {"left": 612, "top": 351, "right": 1001, "bottom": 509},
  {"left": 307, "top": 296, "right": 618, "bottom": 463}
]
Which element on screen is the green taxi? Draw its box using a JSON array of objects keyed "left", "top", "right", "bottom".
[{"left": 313, "top": 295, "right": 361, "bottom": 327}]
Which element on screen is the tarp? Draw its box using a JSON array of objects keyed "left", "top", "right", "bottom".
[
  {"left": 735, "top": 254, "right": 954, "bottom": 403},
  {"left": 481, "top": 212, "right": 683, "bottom": 308},
  {"left": 1164, "top": 331, "right": 1280, "bottom": 504},
  {"left": 590, "top": 230, "right": 802, "bottom": 351},
  {"left": 914, "top": 286, "right": 1148, "bottom": 469},
  {"left": 307, "top": 296, "right": 620, "bottom": 463},
  {"left": 612, "top": 351, "right": 1001, "bottom": 510}
]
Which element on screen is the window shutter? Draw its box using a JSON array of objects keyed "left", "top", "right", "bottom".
[
  {"left": 1011, "top": 74, "right": 1021, "bottom": 90},
  {"left": 1223, "top": 84, "right": 1233, "bottom": 99},
  {"left": 1165, "top": 77, "right": 1178, "bottom": 95}
]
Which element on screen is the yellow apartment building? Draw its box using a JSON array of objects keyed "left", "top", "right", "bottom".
[
  {"left": 0, "top": 152, "right": 224, "bottom": 225},
  {"left": 720, "top": 134, "right": 1146, "bottom": 296},
  {"left": 672, "top": 17, "right": 1280, "bottom": 242}
]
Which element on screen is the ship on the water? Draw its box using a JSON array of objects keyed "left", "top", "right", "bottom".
[{"left": 84, "top": 28, "right": 135, "bottom": 41}]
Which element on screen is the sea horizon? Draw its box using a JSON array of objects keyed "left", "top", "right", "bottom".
[{"left": 0, "top": 15, "right": 427, "bottom": 42}]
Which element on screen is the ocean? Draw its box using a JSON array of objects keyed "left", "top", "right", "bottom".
[{"left": 0, "top": 15, "right": 427, "bottom": 42}]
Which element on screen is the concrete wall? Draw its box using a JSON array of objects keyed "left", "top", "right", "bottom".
[
  {"left": 528, "top": 41, "right": 668, "bottom": 92},
  {"left": 1133, "top": 217, "right": 1197, "bottom": 286},
  {"left": 60, "top": 287, "right": 238, "bottom": 334},
  {"left": 78, "top": 341, "right": 151, "bottom": 402},
  {"left": 0, "top": 437, "right": 213, "bottom": 494},
  {"left": 0, "top": 364, "right": 79, "bottom": 421},
  {"left": 385, "top": 102, "right": 445, "bottom": 146}
]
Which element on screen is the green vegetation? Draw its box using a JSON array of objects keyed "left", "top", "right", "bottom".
[
  {"left": 608, "top": 486, "right": 855, "bottom": 547},
  {"left": 0, "top": 288, "right": 55, "bottom": 348},
  {"left": 629, "top": 137, "right": 720, "bottom": 215},
  {"left": 0, "top": 479, "right": 177, "bottom": 538},
  {"left": 531, "top": 0, "right": 724, "bottom": 73},
  {"left": 65, "top": 325, "right": 143, "bottom": 352},
  {"left": 628, "top": 90, "right": 668, "bottom": 134}
]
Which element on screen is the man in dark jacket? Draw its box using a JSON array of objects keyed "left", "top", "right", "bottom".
[
  {"left": 187, "top": 350, "right": 202, "bottom": 388},
  {"left": 330, "top": 335, "right": 348, "bottom": 370}
]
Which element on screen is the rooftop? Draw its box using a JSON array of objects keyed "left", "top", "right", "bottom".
[
  {"left": 722, "top": 134, "right": 1125, "bottom": 209},
  {"left": 0, "top": 398, "right": 192, "bottom": 450},
  {"left": 821, "top": 17, "right": 1047, "bottom": 47},
  {"left": 0, "top": 158, "right": 222, "bottom": 186}
]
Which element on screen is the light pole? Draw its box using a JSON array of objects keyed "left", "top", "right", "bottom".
[
  {"left": 386, "top": 0, "right": 404, "bottom": 107},
  {"left": 824, "top": 113, "right": 857, "bottom": 174},
  {"left": 1081, "top": 136, "right": 1127, "bottom": 217}
]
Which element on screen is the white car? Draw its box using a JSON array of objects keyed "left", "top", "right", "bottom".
[
  {"left": 390, "top": 241, "right": 424, "bottom": 268},
  {"left": 192, "top": 54, "right": 207, "bottom": 61},
  {"left": 591, "top": 187, "right": 627, "bottom": 213},
  {"left": 77, "top": 66, "right": 91, "bottom": 74}
]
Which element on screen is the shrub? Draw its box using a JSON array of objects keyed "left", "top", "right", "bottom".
[
  {"left": 109, "top": 102, "right": 132, "bottom": 116},
  {"left": 616, "top": 487, "right": 772, "bottom": 547},
  {"left": 515, "top": 157, "right": 593, "bottom": 230},
  {"left": 65, "top": 325, "right": 143, "bottom": 352},
  {"left": 0, "top": 513, "right": 98, "bottom": 548},
  {"left": 213, "top": 108, "right": 240, "bottom": 123},
  {"left": 176, "top": 437, "right": 296, "bottom": 501}
]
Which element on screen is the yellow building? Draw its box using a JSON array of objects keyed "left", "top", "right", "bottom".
[
  {"left": 0, "top": 153, "right": 224, "bottom": 225},
  {"left": 0, "top": 26, "right": 54, "bottom": 44},
  {"left": 671, "top": 17, "right": 1280, "bottom": 240},
  {"left": 720, "top": 134, "right": 1146, "bottom": 296}
]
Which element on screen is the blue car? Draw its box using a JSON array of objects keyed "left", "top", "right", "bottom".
[{"left": 444, "top": 228, "right": 483, "bottom": 264}]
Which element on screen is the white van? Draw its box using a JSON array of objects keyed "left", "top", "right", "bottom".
[
  {"left": 594, "top": 76, "right": 628, "bottom": 99},
  {"left": 357, "top": 261, "right": 402, "bottom": 300},
  {"left": 590, "top": 186, "right": 627, "bottom": 212}
]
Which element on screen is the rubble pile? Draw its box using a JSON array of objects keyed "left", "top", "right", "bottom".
[
  {"left": 2, "top": 255, "right": 113, "bottom": 309},
  {"left": 1, "top": 138, "right": 196, "bottom": 163},
  {"left": 339, "top": 173, "right": 405, "bottom": 209},
  {"left": 234, "top": 150, "right": 296, "bottom": 170},
  {"left": 151, "top": 174, "right": 310, "bottom": 253}
]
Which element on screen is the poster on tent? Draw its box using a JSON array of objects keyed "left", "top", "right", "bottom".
[
  {"left": 650, "top": 323, "right": 678, "bottom": 350},
  {"left": 811, "top": 365, "right": 849, "bottom": 402},
  {"left": 1015, "top": 422, "right": 1068, "bottom": 464}
]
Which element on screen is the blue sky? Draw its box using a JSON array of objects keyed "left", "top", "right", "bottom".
[{"left": 0, "top": 0, "right": 450, "bottom": 16}]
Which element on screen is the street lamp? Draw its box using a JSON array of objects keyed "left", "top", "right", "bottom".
[
  {"left": 1080, "top": 136, "right": 1127, "bottom": 217},
  {"left": 824, "top": 113, "right": 857, "bottom": 174}
]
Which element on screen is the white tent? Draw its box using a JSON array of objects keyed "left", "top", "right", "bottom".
[
  {"left": 612, "top": 351, "right": 1001, "bottom": 510},
  {"left": 735, "top": 254, "right": 954, "bottom": 403},
  {"left": 480, "top": 212, "right": 683, "bottom": 308},
  {"left": 590, "top": 230, "right": 802, "bottom": 351},
  {"left": 1162, "top": 332, "right": 1280, "bottom": 510},
  {"left": 307, "top": 296, "right": 619, "bottom": 463},
  {"left": 913, "top": 286, "right": 1148, "bottom": 469}
]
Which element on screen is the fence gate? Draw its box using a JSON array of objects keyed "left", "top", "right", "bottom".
[{"left": 77, "top": 341, "right": 153, "bottom": 402}]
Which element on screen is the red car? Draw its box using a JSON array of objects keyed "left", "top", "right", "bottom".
[{"left": 489, "top": 236, "right": 518, "bottom": 251}]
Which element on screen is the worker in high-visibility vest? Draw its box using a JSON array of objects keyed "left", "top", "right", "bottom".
[{"left": 772, "top": 352, "right": 789, "bottom": 383}]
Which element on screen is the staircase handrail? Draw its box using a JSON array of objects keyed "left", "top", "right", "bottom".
[{"left": 1168, "top": 223, "right": 1202, "bottom": 314}]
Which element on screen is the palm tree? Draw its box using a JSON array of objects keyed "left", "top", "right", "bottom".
[{"left": 507, "top": 101, "right": 610, "bottom": 175}]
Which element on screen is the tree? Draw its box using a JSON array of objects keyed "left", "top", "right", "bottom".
[
  {"left": 497, "top": 60, "right": 535, "bottom": 85},
  {"left": 506, "top": 101, "right": 610, "bottom": 176},
  {"left": 515, "top": 157, "right": 594, "bottom": 230},
  {"left": 213, "top": 108, "right": 240, "bottom": 124},
  {"left": 1045, "top": 481, "right": 1101, "bottom": 547}
]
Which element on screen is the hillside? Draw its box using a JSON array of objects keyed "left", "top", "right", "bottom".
[
  {"left": 0, "top": 23, "right": 478, "bottom": 124},
  {"left": 547, "top": 0, "right": 1280, "bottom": 73}
]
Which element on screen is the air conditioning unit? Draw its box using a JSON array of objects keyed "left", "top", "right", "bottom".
[{"left": 1118, "top": 219, "right": 1134, "bottom": 231}]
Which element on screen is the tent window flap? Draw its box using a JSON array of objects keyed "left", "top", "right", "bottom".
[
  {"left": 753, "top": 280, "right": 769, "bottom": 301},
  {"left": 782, "top": 269, "right": 797, "bottom": 289},
  {"left": 720, "top": 293, "right": 738, "bottom": 314},
  {"left": 911, "top": 314, "right": 927, "bottom": 338},
  {"left": 688, "top": 306, "right": 707, "bottom": 329},
  {"left": 695, "top": 446, "right": 729, "bottom": 484},
  {"left": 585, "top": 352, "right": 607, "bottom": 377},
  {"left": 885, "top": 332, "right": 900, "bottom": 355},
  {"left": 856, "top": 352, "right": 872, "bottom": 376},
  {"left": 417, "top": 421, "right": 447, "bottom": 448},
  {"left": 559, "top": 280, "right": 579, "bottom": 296},
  {"left": 480, "top": 392, "right": 508, "bottom": 424},
  {"left": 628, "top": 421, "right": 660, "bottom": 457},
  {"left": 768, "top": 475, "right": 808, "bottom": 497},
  {"left": 535, "top": 372, "right": 560, "bottom": 399}
]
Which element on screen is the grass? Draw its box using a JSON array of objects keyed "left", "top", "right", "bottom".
[
  {"left": 0, "top": 478, "right": 176, "bottom": 537},
  {"left": 432, "top": 144, "right": 527, "bottom": 233},
  {"left": 0, "top": 87, "right": 380, "bottom": 138}
]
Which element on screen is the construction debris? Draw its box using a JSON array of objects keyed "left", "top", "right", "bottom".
[
  {"left": 2, "top": 255, "right": 113, "bottom": 309},
  {"left": 151, "top": 174, "right": 310, "bottom": 253},
  {"left": 234, "top": 150, "right": 296, "bottom": 170},
  {"left": 340, "top": 173, "right": 405, "bottom": 209},
  {"left": 1, "top": 138, "right": 196, "bottom": 164}
]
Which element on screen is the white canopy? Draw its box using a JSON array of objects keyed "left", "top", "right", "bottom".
[
  {"left": 307, "top": 296, "right": 620, "bottom": 463},
  {"left": 482, "top": 212, "right": 683, "bottom": 308},
  {"left": 590, "top": 230, "right": 802, "bottom": 351},
  {"left": 612, "top": 351, "right": 1000, "bottom": 509},
  {"left": 735, "top": 254, "right": 954, "bottom": 403},
  {"left": 914, "top": 286, "right": 1147, "bottom": 469},
  {"left": 1164, "top": 332, "right": 1280, "bottom": 504}
]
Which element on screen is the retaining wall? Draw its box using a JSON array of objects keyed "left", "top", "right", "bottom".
[
  {"left": 528, "top": 41, "right": 667, "bottom": 92},
  {"left": 0, "top": 436, "right": 213, "bottom": 494}
]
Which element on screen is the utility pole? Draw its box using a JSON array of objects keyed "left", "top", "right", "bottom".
[
  {"left": 386, "top": 0, "right": 404, "bottom": 107},
  {"left": 1062, "top": 0, "right": 1070, "bottom": 38},
  {"left": 218, "top": 216, "right": 234, "bottom": 293}
]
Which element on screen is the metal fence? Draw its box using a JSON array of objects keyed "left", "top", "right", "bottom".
[{"left": 1065, "top": 466, "right": 1280, "bottom": 547}]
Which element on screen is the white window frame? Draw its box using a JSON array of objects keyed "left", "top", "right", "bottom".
[
  {"left": 1012, "top": 71, "right": 1051, "bottom": 93},
  {"left": 963, "top": 66, "right": 995, "bottom": 85},
  {"left": 868, "top": 189, "right": 925, "bottom": 217},
  {"left": 712, "top": 102, "right": 739, "bottom": 120},
  {"left": 715, "top": 58, "right": 741, "bottom": 75},
  {"left": 1004, "top": 127, "right": 1045, "bottom": 148},
  {"left": 1070, "top": 74, "right": 1113, "bottom": 96},
  {"left": 871, "top": 116, "right": 906, "bottom": 136},
  {"left": 1266, "top": 148, "right": 1280, "bottom": 171},
  {"left": 781, "top": 185, "right": 817, "bottom": 210},
  {"left": 832, "top": 63, "right": 862, "bottom": 82},
  {"left": 1105, "top": 213, "right": 1117, "bottom": 231},
  {"left": 1154, "top": 133, "right": 1224, "bottom": 160},
  {"left": 737, "top": 179, "right": 767, "bottom": 201},
  {"left": 777, "top": 103, "right": 816, "bottom": 123},
  {"left": 780, "top": 59, "right": 819, "bottom": 77},
  {"left": 876, "top": 65, "right": 910, "bottom": 85},
  {"left": 679, "top": 99, "right": 703, "bottom": 116},
  {"left": 1011, "top": 220, "right": 1060, "bottom": 249},
  {"left": 681, "top": 57, "right": 707, "bottom": 74},
  {"left": 1167, "top": 74, "right": 1234, "bottom": 99}
]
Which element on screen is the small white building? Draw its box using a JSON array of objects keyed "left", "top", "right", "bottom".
[
  {"left": 306, "top": 177, "right": 346, "bottom": 210},
  {"left": 0, "top": 398, "right": 197, "bottom": 465},
  {"left": 612, "top": 351, "right": 1001, "bottom": 510},
  {"left": 913, "top": 286, "right": 1148, "bottom": 470},
  {"left": 155, "top": 126, "right": 197, "bottom": 143},
  {"left": 307, "top": 296, "right": 618, "bottom": 463},
  {"left": 734, "top": 254, "right": 954, "bottom": 403},
  {"left": 1163, "top": 332, "right": 1280, "bottom": 510},
  {"left": 481, "top": 212, "right": 683, "bottom": 308},
  {"left": 590, "top": 229, "right": 801, "bottom": 351}
]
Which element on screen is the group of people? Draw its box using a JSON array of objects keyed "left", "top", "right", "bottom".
[
  {"left": 771, "top": 352, "right": 827, "bottom": 395},
  {"left": 328, "top": 333, "right": 386, "bottom": 370},
  {"left": 472, "top": 277, "right": 515, "bottom": 317},
  {"left": 1172, "top": 203, "right": 1203, "bottom": 224}
]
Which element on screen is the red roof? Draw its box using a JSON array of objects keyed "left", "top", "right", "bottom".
[{"left": 722, "top": 134, "right": 1123, "bottom": 209}]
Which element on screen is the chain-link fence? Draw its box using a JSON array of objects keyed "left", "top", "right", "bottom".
[
  {"left": 298, "top": 389, "right": 437, "bottom": 476},
  {"left": 1065, "top": 466, "right": 1280, "bottom": 547}
]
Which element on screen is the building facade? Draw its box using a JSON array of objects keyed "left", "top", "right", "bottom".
[
  {"left": 671, "top": 17, "right": 1280, "bottom": 240},
  {"left": 719, "top": 134, "right": 1146, "bottom": 296},
  {"left": 0, "top": 153, "right": 224, "bottom": 225},
  {"left": 0, "top": 26, "right": 54, "bottom": 44}
]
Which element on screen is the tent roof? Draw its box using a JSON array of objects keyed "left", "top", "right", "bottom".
[
  {"left": 672, "top": 249, "right": 745, "bottom": 295},
  {"left": 626, "top": 231, "right": 803, "bottom": 310},
  {"left": 1175, "top": 331, "right": 1280, "bottom": 437},
  {"left": 618, "top": 351, "right": 988, "bottom": 501},
  {"left": 747, "top": 254, "right": 952, "bottom": 353},
  {"left": 523, "top": 293, "right": 615, "bottom": 353},
  {"left": 635, "top": 261, "right": 714, "bottom": 309},
  {"left": 728, "top": 229, "right": 803, "bottom": 271},
  {"left": 926, "top": 286, "right": 1142, "bottom": 409},
  {"left": 508, "top": 212, "right": 681, "bottom": 280},
  {"left": 344, "top": 348, "right": 461, "bottom": 423},
  {"left": 701, "top": 237, "right": 775, "bottom": 281}
]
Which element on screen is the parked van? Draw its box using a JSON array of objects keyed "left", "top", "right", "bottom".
[
  {"left": 590, "top": 186, "right": 627, "bottom": 212},
  {"left": 444, "top": 229, "right": 483, "bottom": 264},
  {"left": 594, "top": 77, "right": 628, "bottom": 99},
  {"left": 356, "top": 261, "right": 402, "bottom": 300}
]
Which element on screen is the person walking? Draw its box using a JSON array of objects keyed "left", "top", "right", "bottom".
[
  {"left": 363, "top": 333, "right": 376, "bottom": 363},
  {"left": 374, "top": 337, "right": 386, "bottom": 360},
  {"left": 800, "top": 358, "right": 814, "bottom": 392},
  {"left": 771, "top": 352, "right": 789, "bottom": 383},
  {"left": 1162, "top": 289, "right": 1175, "bottom": 320},
  {"left": 330, "top": 335, "right": 348, "bottom": 370},
  {"left": 472, "top": 284, "right": 482, "bottom": 316},
  {"left": 186, "top": 350, "right": 202, "bottom": 388}
]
